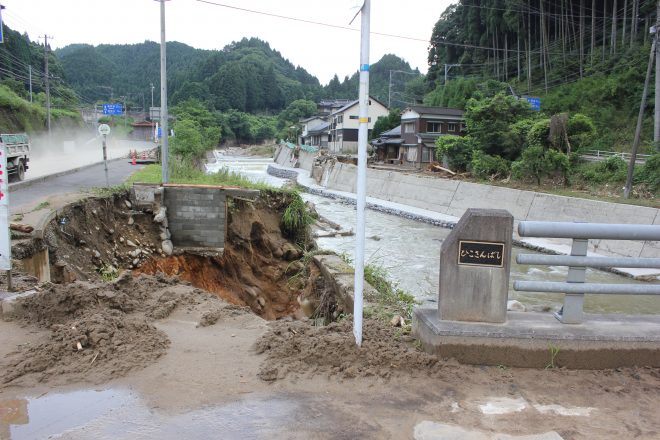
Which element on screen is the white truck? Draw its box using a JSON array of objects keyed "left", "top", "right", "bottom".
[{"left": 0, "top": 133, "right": 30, "bottom": 181}]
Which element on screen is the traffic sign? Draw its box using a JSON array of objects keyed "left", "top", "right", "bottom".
[
  {"left": 98, "top": 124, "right": 111, "bottom": 136},
  {"left": 526, "top": 97, "right": 541, "bottom": 112},
  {"left": 102, "top": 103, "right": 123, "bottom": 115}
]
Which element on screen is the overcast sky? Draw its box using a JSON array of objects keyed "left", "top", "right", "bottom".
[{"left": 1, "top": 0, "right": 454, "bottom": 85}]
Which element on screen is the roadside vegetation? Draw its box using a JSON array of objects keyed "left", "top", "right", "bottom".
[{"left": 435, "top": 91, "right": 659, "bottom": 205}]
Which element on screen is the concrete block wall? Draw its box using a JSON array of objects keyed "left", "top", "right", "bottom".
[
  {"left": 163, "top": 186, "right": 226, "bottom": 249},
  {"left": 324, "top": 163, "right": 660, "bottom": 259}
]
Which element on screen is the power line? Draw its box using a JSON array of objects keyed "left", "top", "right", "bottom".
[{"left": 190, "top": 0, "right": 431, "bottom": 43}]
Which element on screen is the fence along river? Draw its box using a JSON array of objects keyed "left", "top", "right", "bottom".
[{"left": 207, "top": 155, "right": 660, "bottom": 315}]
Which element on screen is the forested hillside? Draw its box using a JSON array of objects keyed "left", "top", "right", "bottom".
[
  {"left": 425, "top": 0, "right": 659, "bottom": 152},
  {"left": 57, "top": 39, "right": 420, "bottom": 114},
  {"left": 0, "top": 24, "right": 80, "bottom": 132}
]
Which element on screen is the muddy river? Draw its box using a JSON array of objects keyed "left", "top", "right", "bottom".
[{"left": 207, "top": 155, "right": 660, "bottom": 314}]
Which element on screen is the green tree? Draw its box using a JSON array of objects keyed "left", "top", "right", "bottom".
[
  {"left": 372, "top": 108, "right": 401, "bottom": 138},
  {"left": 465, "top": 93, "right": 534, "bottom": 160},
  {"left": 278, "top": 99, "right": 317, "bottom": 125},
  {"left": 435, "top": 135, "right": 475, "bottom": 171},
  {"left": 170, "top": 119, "right": 205, "bottom": 160}
]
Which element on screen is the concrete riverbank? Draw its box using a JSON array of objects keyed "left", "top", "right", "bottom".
[{"left": 271, "top": 145, "right": 660, "bottom": 277}]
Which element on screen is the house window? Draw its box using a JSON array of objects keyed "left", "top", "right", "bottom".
[
  {"left": 338, "top": 115, "right": 344, "bottom": 124},
  {"left": 403, "top": 122, "right": 415, "bottom": 133},
  {"left": 448, "top": 123, "right": 457, "bottom": 132},
  {"left": 349, "top": 115, "right": 371, "bottom": 121},
  {"left": 427, "top": 122, "right": 442, "bottom": 133}
]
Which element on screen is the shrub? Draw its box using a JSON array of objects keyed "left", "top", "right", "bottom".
[
  {"left": 512, "top": 146, "right": 569, "bottom": 185},
  {"left": 435, "top": 135, "right": 475, "bottom": 172},
  {"left": 470, "top": 151, "right": 510, "bottom": 179},
  {"left": 636, "top": 153, "right": 660, "bottom": 193}
]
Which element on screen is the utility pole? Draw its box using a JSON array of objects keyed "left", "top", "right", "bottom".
[
  {"left": 625, "top": 26, "right": 657, "bottom": 198},
  {"left": 444, "top": 63, "right": 460, "bottom": 84},
  {"left": 122, "top": 95, "right": 127, "bottom": 128},
  {"left": 43, "top": 35, "right": 52, "bottom": 138},
  {"left": 353, "top": 0, "right": 370, "bottom": 347},
  {"left": 156, "top": 0, "right": 170, "bottom": 183},
  {"left": 150, "top": 82, "right": 154, "bottom": 109},
  {"left": 28, "top": 65, "right": 32, "bottom": 102},
  {"left": 654, "top": 0, "right": 660, "bottom": 146},
  {"left": 388, "top": 70, "right": 422, "bottom": 109}
]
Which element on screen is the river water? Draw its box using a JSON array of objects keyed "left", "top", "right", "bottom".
[{"left": 207, "top": 155, "right": 660, "bottom": 315}]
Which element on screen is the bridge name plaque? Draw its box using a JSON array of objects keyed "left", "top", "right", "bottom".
[{"left": 457, "top": 240, "right": 505, "bottom": 267}]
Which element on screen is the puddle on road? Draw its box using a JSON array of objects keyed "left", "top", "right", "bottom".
[
  {"left": 2, "top": 389, "right": 137, "bottom": 440},
  {"left": 0, "top": 389, "right": 372, "bottom": 440}
]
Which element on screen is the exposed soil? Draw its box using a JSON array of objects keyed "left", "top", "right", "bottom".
[
  {"left": 136, "top": 195, "right": 310, "bottom": 320},
  {"left": 2, "top": 272, "right": 242, "bottom": 387},
  {"left": 256, "top": 317, "right": 437, "bottom": 381}
]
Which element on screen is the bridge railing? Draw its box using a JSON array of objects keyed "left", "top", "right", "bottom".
[{"left": 513, "top": 221, "right": 660, "bottom": 324}]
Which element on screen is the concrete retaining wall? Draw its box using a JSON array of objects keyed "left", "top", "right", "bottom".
[
  {"left": 163, "top": 186, "right": 226, "bottom": 249},
  {"left": 273, "top": 145, "right": 316, "bottom": 172},
  {"left": 325, "top": 163, "right": 660, "bottom": 259}
]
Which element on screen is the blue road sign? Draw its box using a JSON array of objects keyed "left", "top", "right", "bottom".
[
  {"left": 0, "top": 8, "right": 4, "bottom": 44},
  {"left": 157, "top": 127, "right": 162, "bottom": 138},
  {"left": 102, "top": 103, "right": 123, "bottom": 115},
  {"left": 526, "top": 97, "right": 541, "bottom": 112}
]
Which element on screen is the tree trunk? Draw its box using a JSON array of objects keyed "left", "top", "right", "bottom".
[
  {"left": 505, "top": 35, "right": 509, "bottom": 80},
  {"left": 561, "top": 0, "right": 567, "bottom": 66},
  {"left": 611, "top": 0, "right": 618, "bottom": 55},
  {"left": 527, "top": 9, "right": 532, "bottom": 92},
  {"left": 580, "top": 0, "right": 584, "bottom": 77},
  {"left": 623, "top": 0, "right": 628, "bottom": 46},
  {"left": 540, "top": 0, "right": 549, "bottom": 92},
  {"left": 603, "top": 1, "right": 607, "bottom": 61},
  {"left": 631, "top": 0, "right": 638, "bottom": 47},
  {"left": 517, "top": 20, "right": 521, "bottom": 81},
  {"left": 591, "top": 0, "right": 596, "bottom": 64}
]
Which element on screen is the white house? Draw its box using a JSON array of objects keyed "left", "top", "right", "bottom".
[
  {"left": 327, "top": 96, "right": 389, "bottom": 154},
  {"left": 299, "top": 116, "right": 330, "bottom": 148}
]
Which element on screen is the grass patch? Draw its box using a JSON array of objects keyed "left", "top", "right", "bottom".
[
  {"left": 128, "top": 163, "right": 273, "bottom": 191},
  {"left": 32, "top": 201, "right": 50, "bottom": 211},
  {"left": 282, "top": 192, "right": 315, "bottom": 240},
  {"left": 340, "top": 253, "right": 418, "bottom": 322},
  {"left": 90, "top": 183, "right": 130, "bottom": 198}
]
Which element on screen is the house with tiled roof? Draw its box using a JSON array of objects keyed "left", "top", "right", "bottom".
[
  {"left": 327, "top": 96, "right": 389, "bottom": 154},
  {"left": 399, "top": 106, "right": 466, "bottom": 167}
]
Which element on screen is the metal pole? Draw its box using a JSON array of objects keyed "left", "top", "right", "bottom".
[
  {"left": 388, "top": 70, "right": 392, "bottom": 108},
  {"left": 353, "top": 0, "right": 370, "bottom": 347},
  {"left": 102, "top": 134, "right": 109, "bottom": 187},
  {"left": 655, "top": 0, "right": 660, "bottom": 145},
  {"left": 159, "top": 0, "right": 170, "bottom": 183},
  {"left": 625, "top": 32, "right": 656, "bottom": 198},
  {"left": 28, "top": 65, "right": 32, "bottom": 102},
  {"left": 44, "top": 35, "right": 51, "bottom": 138}
]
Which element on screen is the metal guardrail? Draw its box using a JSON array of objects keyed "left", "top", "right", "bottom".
[
  {"left": 580, "top": 149, "right": 651, "bottom": 163},
  {"left": 514, "top": 221, "right": 660, "bottom": 324}
]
